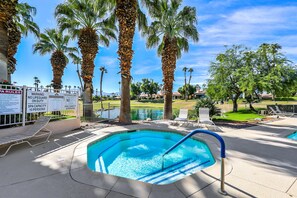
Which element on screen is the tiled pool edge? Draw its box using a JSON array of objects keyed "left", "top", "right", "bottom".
[{"left": 69, "top": 124, "right": 232, "bottom": 197}]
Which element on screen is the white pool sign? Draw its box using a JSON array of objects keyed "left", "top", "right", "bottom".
[
  {"left": 0, "top": 89, "right": 22, "bottom": 115},
  {"left": 27, "top": 91, "right": 48, "bottom": 113},
  {"left": 48, "top": 93, "right": 65, "bottom": 111},
  {"left": 64, "top": 94, "right": 77, "bottom": 110}
]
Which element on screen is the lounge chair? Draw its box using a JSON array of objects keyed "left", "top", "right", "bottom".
[
  {"left": 268, "top": 106, "right": 286, "bottom": 117},
  {"left": 198, "top": 108, "right": 222, "bottom": 131},
  {"left": 275, "top": 105, "right": 294, "bottom": 117},
  {"left": 174, "top": 109, "right": 188, "bottom": 121},
  {"left": 170, "top": 109, "right": 189, "bottom": 127},
  {"left": 0, "top": 116, "right": 52, "bottom": 157},
  {"left": 198, "top": 108, "right": 216, "bottom": 125}
]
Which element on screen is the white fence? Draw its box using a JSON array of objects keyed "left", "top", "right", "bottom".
[{"left": 0, "top": 84, "right": 79, "bottom": 127}]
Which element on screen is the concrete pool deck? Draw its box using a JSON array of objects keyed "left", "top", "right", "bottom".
[{"left": 0, "top": 118, "right": 296, "bottom": 198}]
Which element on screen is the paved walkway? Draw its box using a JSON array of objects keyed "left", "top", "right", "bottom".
[{"left": 0, "top": 118, "right": 296, "bottom": 198}]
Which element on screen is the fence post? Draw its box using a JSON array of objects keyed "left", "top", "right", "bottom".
[{"left": 22, "top": 86, "right": 27, "bottom": 126}]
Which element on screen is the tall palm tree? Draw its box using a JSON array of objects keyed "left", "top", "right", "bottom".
[
  {"left": 187, "top": 67, "right": 193, "bottom": 99},
  {"left": 99, "top": 66, "right": 107, "bottom": 109},
  {"left": 182, "top": 67, "right": 188, "bottom": 100},
  {"left": 33, "top": 29, "right": 77, "bottom": 90},
  {"left": 188, "top": 68, "right": 194, "bottom": 85},
  {"left": 7, "top": 3, "right": 40, "bottom": 82},
  {"left": 55, "top": 0, "right": 117, "bottom": 118},
  {"left": 145, "top": 0, "right": 199, "bottom": 119},
  {"left": 68, "top": 52, "right": 84, "bottom": 90},
  {"left": 106, "top": 0, "right": 147, "bottom": 124},
  {"left": 33, "top": 76, "right": 40, "bottom": 90},
  {"left": 0, "top": 0, "right": 18, "bottom": 82}
]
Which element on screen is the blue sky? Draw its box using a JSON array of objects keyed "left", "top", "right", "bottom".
[{"left": 13, "top": 0, "right": 297, "bottom": 93}]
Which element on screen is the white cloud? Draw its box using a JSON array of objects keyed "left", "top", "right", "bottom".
[
  {"left": 198, "top": 6, "right": 297, "bottom": 47},
  {"left": 98, "top": 56, "right": 118, "bottom": 67},
  {"left": 134, "top": 65, "right": 160, "bottom": 75}
]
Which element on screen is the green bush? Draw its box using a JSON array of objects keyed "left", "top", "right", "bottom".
[{"left": 194, "top": 98, "right": 218, "bottom": 117}]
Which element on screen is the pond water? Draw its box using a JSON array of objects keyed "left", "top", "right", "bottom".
[{"left": 97, "top": 107, "right": 164, "bottom": 120}]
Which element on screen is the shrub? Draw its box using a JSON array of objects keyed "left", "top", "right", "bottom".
[{"left": 194, "top": 98, "right": 218, "bottom": 117}]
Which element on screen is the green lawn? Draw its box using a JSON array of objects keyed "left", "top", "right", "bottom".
[
  {"left": 213, "top": 109, "right": 265, "bottom": 122},
  {"left": 93, "top": 99, "right": 197, "bottom": 110},
  {"left": 80, "top": 98, "right": 296, "bottom": 122}
]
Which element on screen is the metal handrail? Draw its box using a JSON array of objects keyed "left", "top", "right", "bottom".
[{"left": 162, "top": 129, "right": 227, "bottom": 194}]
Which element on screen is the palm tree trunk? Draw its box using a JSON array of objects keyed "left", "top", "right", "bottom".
[
  {"left": 76, "top": 68, "right": 84, "bottom": 90},
  {"left": 120, "top": 76, "right": 131, "bottom": 123},
  {"left": 0, "top": 22, "right": 8, "bottom": 82},
  {"left": 100, "top": 70, "right": 104, "bottom": 110},
  {"left": 188, "top": 74, "right": 192, "bottom": 85},
  {"left": 51, "top": 51, "right": 66, "bottom": 90},
  {"left": 184, "top": 72, "right": 187, "bottom": 101},
  {"left": 7, "top": 20, "right": 21, "bottom": 83},
  {"left": 164, "top": 91, "right": 173, "bottom": 119},
  {"left": 162, "top": 36, "right": 177, "bottom": 120},
  {"left": 78, "top": 28, "right": 98, "bottom": 119},
  {"left": 116, "top": 0, "right": 137, "bottom": 124}
]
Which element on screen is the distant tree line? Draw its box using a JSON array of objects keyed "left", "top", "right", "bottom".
[{"left": 130, "top": 78, "right": 161, "bottom": 100}]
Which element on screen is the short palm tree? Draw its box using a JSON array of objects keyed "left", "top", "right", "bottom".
[
  {"left": 33, "top": 29, "right": 76, "bottom": 90},
  {"left": 7, "top": 3, "right": 40, "bottom": 82},
  {"left": 0, "top": 0, "right": 18, "bottom": 82},
  {"left": 55, "top": 0, "right": 117, "bottom": 118},
  {"left": 106, "top": 0, "right": 147, "bottom": 124},
  {"left": 99, "top": 66, "right": 107, "bottom": 110},
  {"left": 145, "top": 0, "right": 199, "bottom": 119}
]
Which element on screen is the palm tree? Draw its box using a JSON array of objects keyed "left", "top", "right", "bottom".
[
  {"left": 187, "top": 67, "right": 193, "bottom": 99},
  {"left": 188, "top": 68, "right": 194, "bottom": 85},
  {"left": 106, "top": 0, "right": 147, "bottom": 124},
  {"left": 182, "top": 67, "right": 188, "bottom": 100},
  {"left": 33, "top": 76, "right": 40, "bottom": 90},
  {"left": 68, "top": 52, "right": 84, "bottom": 90},
  {"left": 99, "top": 66, "right": 107, "bottom": 109},
  {"left": 55, "top": 0, "right": 117, "bottom": 118},
  {"left": 0, "top": 0, "right": 18, "bottom": 82},
  {"left": 145, "top": 0, "right": 199, "bottom": 119},
  {"left": 33, "top": 29, "right": 76, "bottom": 90},
  {"left": 7, "top": 3, "right": 40, "bottom": 82}
]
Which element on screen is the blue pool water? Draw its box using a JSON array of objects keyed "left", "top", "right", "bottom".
[
  {"left": 87, "top": 130, "right": 215, "bottom": 184},
  {"left": 288, "top": 132, "right": 297, "bottom": 140}
]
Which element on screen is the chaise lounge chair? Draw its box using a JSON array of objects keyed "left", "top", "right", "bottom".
[
  {"left": 174, "top": 109, "right": 188, "bottom": 121},
  {"left": 268, "top": 106, "right": 288, "bottom": 117},
  {"left": 198, "top": 108, "right": 215, "bottom": 125},
  {"left": 0, "top": 116, "right": 52, "bottom": 157},
  {"left": 197, "top": 108, "right": 222, "bottom": 131},
  {"left": 170, "top": 109, "right": 189, "bottom": 127},
  {"left": 275, "top": 105, "right": 295, "bottom": 117}
]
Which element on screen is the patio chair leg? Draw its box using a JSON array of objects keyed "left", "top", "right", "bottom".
[
  {"left": 27, "top": 129, "right": 53, "bottom": 147},
  {"left": 0, "top": 141, "right": 25, "bottom": 157},
  {"left": 0, "top": 129, "right": 52, "bottom": 157}
]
